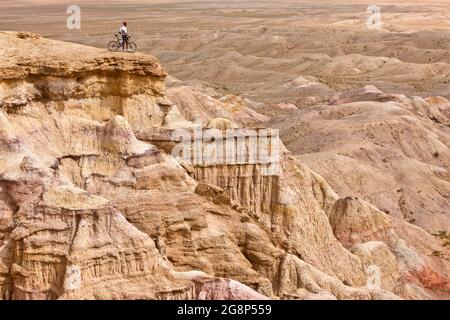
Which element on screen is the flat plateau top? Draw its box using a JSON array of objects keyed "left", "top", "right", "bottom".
[{"left": 0, "top": 32, "right": 166, "bottom": 79}]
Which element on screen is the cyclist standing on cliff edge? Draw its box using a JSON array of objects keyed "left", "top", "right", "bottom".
[{"left": 119, "top": 21, "right": 129, "bottom": 51}]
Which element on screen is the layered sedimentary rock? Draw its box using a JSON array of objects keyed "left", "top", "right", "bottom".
[
  {"left": 270, "top": 84, "right": 450, "bottom": 297},
  {"left": 167, "top": 84, "right": 269, "bottom": 127},
  {"left": 272, "top": 88, "right": 450, "bottom": 234},
  {"left": 0, "top": 31, "right": 448, "bottom": 300}
]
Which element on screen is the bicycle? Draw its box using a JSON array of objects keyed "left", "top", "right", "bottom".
[{"left": 108, "top": 34, "right": 137, "bottom": 53}]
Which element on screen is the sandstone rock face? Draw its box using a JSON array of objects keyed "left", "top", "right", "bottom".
[
  {"left": 0, "top": 32, "right": 448, "bottom": 300},
  {"left": 350, "top": 241, "right": 400, "bottom": 292},
  {"left": 167, "top": 84, "right": 269, "bottom": 127},
  {"left": 272, "top": 88, "right": 450, "bottom": 234},
  {"left": 271, "top": 86, "right": 450, "bottom": 299},
  {"left": 329, "top": 197, "right": 393, "bottom": 247}
]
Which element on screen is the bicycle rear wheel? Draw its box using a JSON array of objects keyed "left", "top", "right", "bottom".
[
  {"left": 127, "top": 42, "right": 137, "bottom": 53},
  {"left": 108, "top": 41, "right": 120, "bottom": 52}
]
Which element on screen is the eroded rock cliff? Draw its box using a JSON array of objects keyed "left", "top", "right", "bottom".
[{"left": 0, "top": 31, "right": 448, "bottom": 300}]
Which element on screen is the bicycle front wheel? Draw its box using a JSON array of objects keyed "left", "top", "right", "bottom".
[
  {"left": 127, "top": 42, "right": 137, "bottom": 53},
  {"left": 108, "top": 41, "right": 120, "bottom": 52}
]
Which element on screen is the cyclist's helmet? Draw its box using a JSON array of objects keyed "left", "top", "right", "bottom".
[{"left": 123, "top": 21, "right": 128, "bottom": 26}]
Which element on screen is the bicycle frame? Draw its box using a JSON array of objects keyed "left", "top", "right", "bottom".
[
  {"left": 117, "top": 36, "right": 130, "bottom": 46},
  {"left": 109, "top": 34, "right": 136, "bottom": 52}
]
